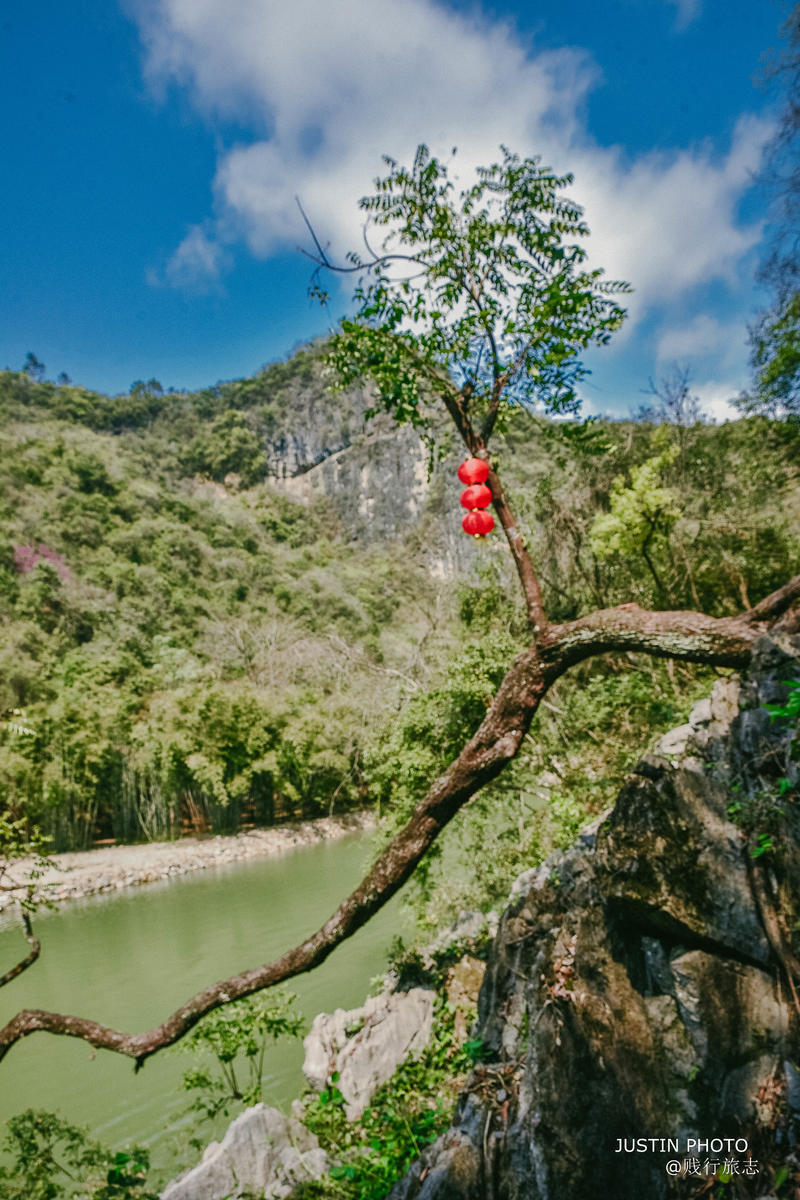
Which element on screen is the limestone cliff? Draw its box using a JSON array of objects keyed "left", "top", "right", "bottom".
[
  {"left": 391, "top": 635, "right": 800, "bottom": 1199},
  {"left": 268, "top": 403, "right": 475, "bottom": 573},
  {"left": 254, "top": 358, "right": 487, "bottom": 568}
]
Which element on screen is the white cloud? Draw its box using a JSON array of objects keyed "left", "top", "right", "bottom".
[
  {"left": 691, "top": 379, "right": 740, "bottom": 422},
  {"left": 667, "top": 0, "right": 702, "bottom": 32},
  {"left": 130, "top": 0, "right": 598, "bottom": 268},
  {"left": 657, "top": 314, "right": 733, "bottom": 364},
  {"left": 149, "top": 222, "right": 230, "bottom": 290},
  {"left": 130, "top": 0, "right": 770, "bottom": 337},
  {"left": 576, "top": 114, "right": 770, "bottom": 321},
  {"left": 655, "top": 313, "right": 748, "bottom": 374}
]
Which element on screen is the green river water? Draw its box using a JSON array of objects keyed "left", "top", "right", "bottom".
[{"left": 0, "top": 830, "right": 406, "bottom": 1186}]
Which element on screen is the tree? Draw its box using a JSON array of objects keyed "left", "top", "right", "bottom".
[
  {"left": 748, "top": 290, "right": 800, "bottom": 415},
  {"left": 636, "top": 365, "right": 705, "bottom": 427},
  {"left": 0, "top": 1109, "right": 157, "bottom": 1200},
  {"left": 22, "top": 352, "right": 46, "bottom": 382},
  {"left": 313, "top": 145, "right": 630, "bottom": 630},
  {"left": 129, "top": 379, "right": 163, "bottom": 398},
  {"left": 589, "top": 448, "right": 680, "bottom": 598},
  {"left": 1, "top": 144, "right": 798, "bottom": 1068},
  {"left": 741, "top": 4, "right": 800, "bottom": 416},
  {"left": 182, "top": 409, "right": 267, "bottom": 486}
]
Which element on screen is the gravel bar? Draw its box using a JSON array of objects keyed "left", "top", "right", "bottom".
[{"left": 1, "top": 812, "right": 375, "bottom": 914}]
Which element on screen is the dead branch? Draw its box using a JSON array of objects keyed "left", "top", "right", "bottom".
[{"left": 0, "top": 913, "right": 41, "bottom": 990}]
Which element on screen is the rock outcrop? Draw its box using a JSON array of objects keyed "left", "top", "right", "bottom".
[
  {"left": 159, "top": 911, "right": 494, "bottom": 1200},
  {"left": 299, "top": 911, "right": 497, "bottom": 1124},
  {"left": 257, "top": 367, "right": 486, "bottom": 569},
  {"left": 273, "top": 418, "right": 479, "bottom": 574},
  {"left": 303, "top": 986, "right": 436, "bottom": 1119},
  {"left": 391, "top": 637, "right": 800, "bottom": 1199},
  {"left": 160, "top": 1104, "right": 327, "bottom": 1200}
]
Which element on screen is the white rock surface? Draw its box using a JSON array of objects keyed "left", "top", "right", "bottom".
[
  {"left": 424, "top": 909, "right": 498, "bottom": 958},
  {"left": 160, "top": 1103, "right": 327, "bottom": 1200},
  {"left": 303, "top": 987, "right": 435, "bottom": 1119},
  {"left": 654, "top": 722, "right": 693, "bottom": 757},
  {"left": 655, "top": 678, "right": 741, "bottom": 760}
]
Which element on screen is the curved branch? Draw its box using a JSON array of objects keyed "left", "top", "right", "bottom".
[
  {"left": 0, "top": 591, "right": 786, "bottom": 1069},
  {"left": 541, "top": 602, "right": 772, "bottom": 668},
  {"left": 295, "top": 197, "right": 425, "bottom": 276},
  {"left": 0, "top": 913, "right": 41, "bottom": 989},
  {"left": 745, "top": 572, "right": 800, "bottom": 623}
]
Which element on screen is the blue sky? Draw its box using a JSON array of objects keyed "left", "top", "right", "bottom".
[{"left": 0, "top": 0, "right": 792, "bottom": 417}]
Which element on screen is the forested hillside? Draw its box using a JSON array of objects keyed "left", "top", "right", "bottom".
[{"left": 1, "top": 347, "right": 797, "bottom": 926}]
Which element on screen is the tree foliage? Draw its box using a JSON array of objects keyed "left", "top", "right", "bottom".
[
  {"left": 0, "top": 1110, "right": 157, "bottom": 1200},
  {"left": 742, "top": 3, "right": 800, "bottom": 415},
  {"left": 748, "top": 289, "right": 800, "bottom": 415},
  {"left": 589, "top": 448, "right": 680, "bottom": 597},
  {"left": 323, "top": 145, "right": 629, "bottom": 439}
]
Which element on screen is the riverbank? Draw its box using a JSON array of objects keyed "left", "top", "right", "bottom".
[{"left": 0, "top": 811, "right": 376, "bottom": 914}]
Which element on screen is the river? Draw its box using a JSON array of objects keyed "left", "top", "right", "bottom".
[{"left": 0, "top": 829, "right": 406, "bottom": 1186}]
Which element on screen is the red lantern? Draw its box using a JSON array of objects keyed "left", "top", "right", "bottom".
[
  {"left": 460, "top": 483, "right": 492, "bottom": 510},
  {"left": 462, "top": 510, "right": 495, "bottom": 537},
  {"left": 457, "top": 457, "right": 490, "bottom": 486}
]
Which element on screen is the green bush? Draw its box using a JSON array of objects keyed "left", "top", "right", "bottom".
[
  {"left": 178, "top": 993, "right": 304, "bottom": 1125},
  {"left": 0, "top": 1110, "right": 157, "bottom": 1200}
]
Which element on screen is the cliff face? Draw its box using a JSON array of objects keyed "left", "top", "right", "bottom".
[
  {"left": 264, "top": 383, "right": 480, "bottom": 571},
  {"left": 391, "top": 634, "right": 800, "bottom": 1200},
  {"left": 275, "top": 420, "right": 433, "bottom": 541}
]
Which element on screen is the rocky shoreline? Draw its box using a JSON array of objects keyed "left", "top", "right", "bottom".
[{"left": 0, "top": 811, "right": 375, "bottom": 915}]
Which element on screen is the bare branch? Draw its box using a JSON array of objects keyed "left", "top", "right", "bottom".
[
  {"left": 481, "top": 336, "right": 538, "bottom": 443},
  {"left": 0, "top": 913, "right": 41, "bottom": 990},
  {"left": 295, "top": 197, "right": 426, "bottom": 276},
  {"left": 459, "top": 272, "right": 502, "bottom": 401},
  {"left": 295, "top": 196, "right": 334, "bottom": 269}
]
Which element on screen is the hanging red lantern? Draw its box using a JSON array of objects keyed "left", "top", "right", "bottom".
[
  {"left": 457, "top": 457, "right": 490, "bottom": 486},
  {"left": 462, "top": 510, "right": 495, "bottom": 537},
  {"left": 456, "top": 457, "right": 494, "bottom": 538},
  {"left": 460, "top": 483, "right": 492, "bottom": 510}
]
